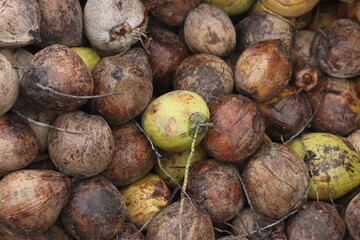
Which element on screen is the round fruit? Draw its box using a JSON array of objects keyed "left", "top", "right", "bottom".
[
  {"left": 202, "top": 0, "right": 255, "bottom": 16},
  {"left": 142, "top": 90, "right": 210, "bottom": 152},
  {"left": 71, "top": 47, "right": 101, "bottom": 72}
]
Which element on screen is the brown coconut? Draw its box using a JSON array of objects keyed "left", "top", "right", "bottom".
[
  {"left": 242, "top": 143, "right": 310, "bottom": 219},
  {"left": 0, "top": 53, "right": 18, "bottom": 117},
  {"left": 101, "top": 121, "right": 155, "bottom": 186},
  {"left": 348, "top": 129, "right": 360, "bottom": 153},
  {"left": 235, "top": 40, "right": 292, "bottom": 102},
  {"left": 345, "top": 192, "right": 360, "bottom": 240},
  {"left": 173, "top": 53, "right": 234, "bottom": 105},
  {"left": 286, "top": 201, "right": 346, "bottom": 240},
  {"left": 203, "top": 94, "right": 265, "bottom": 163},
  {"left": 61, "top": 175, "right": 126, "bottom": 240},
  {"left": 112, "top": 222, "right": 145, "bottom": 240},
  {"left": 187, "top": 159, "right": 245, "bottom": 223}
]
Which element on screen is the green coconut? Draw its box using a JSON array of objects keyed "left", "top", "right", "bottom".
[
  {"left": 287, "top": 132, "right": 360, "bottom": 200},
  {"left": 202, "top": 0, "right": 256, "bottom": 16},
  {"left": 141, "top": 90, "right": 210, "bottom": 153},
  {"left": 71, "top": 47, "right": 101, "bottom": 72}
]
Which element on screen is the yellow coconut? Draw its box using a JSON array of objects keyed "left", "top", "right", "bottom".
[
  {"left": 202, "top": 0, "right": 256, "bottom": 16},
  {"left": 71, "top": 47, "right": 100, "bottom": 71},
  {"left": 260, "top": 0, "right": 320, "bottom": 17},
  {"left": 287, "top": 132, "right": 360, "bottom": 201},
  {"left": 142, "top": 90, "right": 210, "bottom": 153}
]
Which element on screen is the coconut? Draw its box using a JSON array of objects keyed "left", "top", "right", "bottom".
[
  {"left": 142, "top": 90, "right": 210, "bottom": 153},
  {"left": 348, "top": 129, "right": 360, "bottom": 153},
  {"left": 0, "top": 53, "right": 18, "bottom": 117},
  {"left": 345, "top": 192, "right": 360, "bottom": 240},
  {"left": 287, "top": 132, "right": 360, "bottom": 200},
  {"left": 260, "top": 0, "right": 320, "bottom": 18},
  {"left": 242, "top": 143, "right": 309, "bottom": 219},
  {"left": 71, "top": 47, "right": 101, "bottom": 72}
]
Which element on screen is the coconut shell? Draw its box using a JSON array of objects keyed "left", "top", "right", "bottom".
[
  {"left": 20, "top": 44, "right": 93, "bottom": 112},
  {"left": 101, "top": 121, "right": 155, "bottom": 186},
  {"left": 242, "top": 143, "right": 310, "bottom": 219},
  {"left": 184, "top": 3, "right": 236, "bottom": 57},
  {"left": 88, "top": 55, "right": 153, "bottom": 126},
  {"left": 307, "top": 76, "right": 360, "bottom": 136},
  {"left": 36, "top": 0, "right": 83, "bottom": 48},
  {"left": 312, "top": 19, "right": 360, "bottom": 78},
  {"left": 203, "top": 94, "right": 265, "bottom": 163},
  {"left": 62, "top": 175, "right": 126, "bottom": 240},
  {"left": 235, "top": 40, "right": 292, "bottom": 102},
  {"left": 119, "top": 47, "right": 153, "bottom": 82},
  {"left": 345, "top": 192, "right": 360, "bottom": 240},
  {"left": 257, "top": 85, "right": 312, "bottom": 142},
  {"left": 0, "top": 0, "right": 41, "bottom": 47},
  {"left": 187, "top": 159, "right": 245, "bottom": 223},
  {"left": 173, "top": 53, "right": 234, "bottom": 105},
  {"left": 348, "top": 129, "right": 360, "bottom": 153},
  {"left": 48, "top": 111, "right": 114, "bottom": 178},
  {"left": 231, "top": 208, "right": 285, "bottom": 240},
  {"left": 260, "top": 0, "right": 320, "bottom": 18},
  {"left": 0, "top": 170, "right": 70, "bottom": 237},
  {"left": 112, "top": 222, "right": 145, "bottom": 240},
  {"left": 146, "top": 199, "right": 215, "bottom": 240},
  {"left": 0, "top": 114, "right": 39, "bottom": 176},
  {"left": 286, "top": 201, "right": 346, "bottom": 240},
  {"left": 146, "top": 27, "right": 188, "bottom": 95}
]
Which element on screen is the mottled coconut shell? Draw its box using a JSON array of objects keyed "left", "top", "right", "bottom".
[
  {"left": 187, "top": 159, "right": 245, "bottom": 223},
  {"left": 184, "top": 3, "right": 236, "bottom": 57},
  {"left": 101, "top": 121, "right": 155, "bottom": 186},
  {"left": 36, "top": 0, "right": 83, "bottom": 48},
  {"left": 119, "top": 47, "right": 153, "bottom": 82},
  {"left": 88, "top": 55, "right": 153, "bottom": 126},
  {"left": 204, "top": 94, "right": 265, "bottom": 163},
  {"left": 312, "top": 19, "right": 360, "bottom": 78},
  {"left": 173, "top": 53, "right": 234, "bottom": 105},
  {"left": 0, "top": 0, "right": 41, "bottom": 47},
  {"left": 20, "top": 44, "right": 93, "bottom": 112},
  {"left": 242, "top": 143, "right": 309, "bottom": 219},
  {"left": 48, "top": 111, "right": 114, "bottom": 178},
  {"left": 146, "top": 199, "right": 215, "bottom": 240},
  {"left": 345, "top": 192, "right": 360, "bottom": 240},
  {"left": 348, "top": 129, "right": 360, "bottom": 153},
  {"left": 235, "top": 12, "right": 294, "bottom": 54},
  {"left": 0, "top": 170, "right": 70, "bottom": 236},
  {"left": 287, "top": 201, "right": 346, "bottom": 240},
  {"left": 231, "top": 208, "right": 285, "bottom": 240},
  {"left": 235, "top": 40, "right": 292, "bottom": 102},
  {"left": 112, "top": 222, "right": 145, "bottom": 240},
  {"left": 307, "top": 77, "right": 360, "bottom": 136},
  {"left": 0, "top": 114, "right": 39, "bottom": 176},
  {"left": 0, "top": 53, "right": 18, "bottom": 117},
  {"left": 62, "top": 175, "right": 126, "bottom": 240},
  {"left": 143, "top": 0, "right": 200, "bottom": 26}
]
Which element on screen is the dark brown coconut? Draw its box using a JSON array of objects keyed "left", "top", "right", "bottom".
[
  {"left": 307, "top": 77, "right": 360, "bottom": 136},
  {"left": 0, "top": 170, "right": 70, "bottom": 237},
  {"left": 231, "top": 208, "right": 286, "bottom": 240},
  {"left": 203, "top": 94, "right": 265, "bottom": 163},
  {"left": 146, "top": 199, "right": 215, "bottom": 240},
  {"left": 145, "top": 27, "right": 188, "bottom": 95},
  {"left": 119, "top": 47, "right": 153, "bottom": 82},
  {"left": 101, "top": 121, "right": 155, "bottom": 186},
  {"left": 235, "top": 12, "right": 294, "bottom": 54},
  {"left": 345, "top": 192, "right": 360, "bottom": 240},
  {"left": 20, "top": 44, "right": 93, "bottom": 112},
  {"left": 173, "top": 53, "right": 234, "bottom": 105},
  {"left": 62, "top": 175, "right": 126, "bottom": 240},
  {"left": 312, "top": 19, "right": 360, "bottom": 78},
  {"left": 257, "top": 85, "right": 312, "bottom": 142},
  {"left": 0, "top": 114, "right": 39, "bottom": 176},
  {"left": 36, "top": 0, "right": 83, "bottom": 48},
  {"left": 242, "top": 143, "right": 309, "bottom": 219},
  {"left": 286, "top": 201, "right": 346, "bottom": 240},
  {"left": 235, "top": 40, "right": 292, "bottom": 102},
  {"left": 187, "top": 159, "right": 245, "bottom": 223},
  {"left": 112, "top": 222, "right": 145, "bottom": 240},
  {"left": 184, "top": 3, "right": 236, "bottom": 57},
  {"left": 0, "top": 0, "right": 41, "bottom": 48},
  {"left": 142, "top": 0, "right": 200, "bottom": 26},
  {"left": 88, "top": 54, "right": 153, "bottom": 126},
  {"left": 48, "top": 111, "right": 114, "bottom": 178}
]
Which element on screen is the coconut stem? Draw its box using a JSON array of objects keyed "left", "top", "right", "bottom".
[
  {"left": 179, "top": 122, "right": 213, "bottom": 240},
  {"left": 35, "top": 83, "right": 121, "bottom": 99}
]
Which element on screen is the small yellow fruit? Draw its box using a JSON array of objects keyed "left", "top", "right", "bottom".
[
  {"left": 287, "top": 132, "right": 360, "bottom": 200},
  {"left": 71, "top": 47, "right": 100, "bottom": 71},
  {"left": 142, "top": 90, "right": 210, "bottom": 152},
  {"left": 260, "top": 0, "right": 320, "bottom": 17},
  {"left": 154, "top": 144, "right": 208, "bottom": 188},
  {"left": 202, "top": 0, "right": 256, "bottom": 16},
  {"left": 120, "top": 174, "right": 171, "bottom": 226}
]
